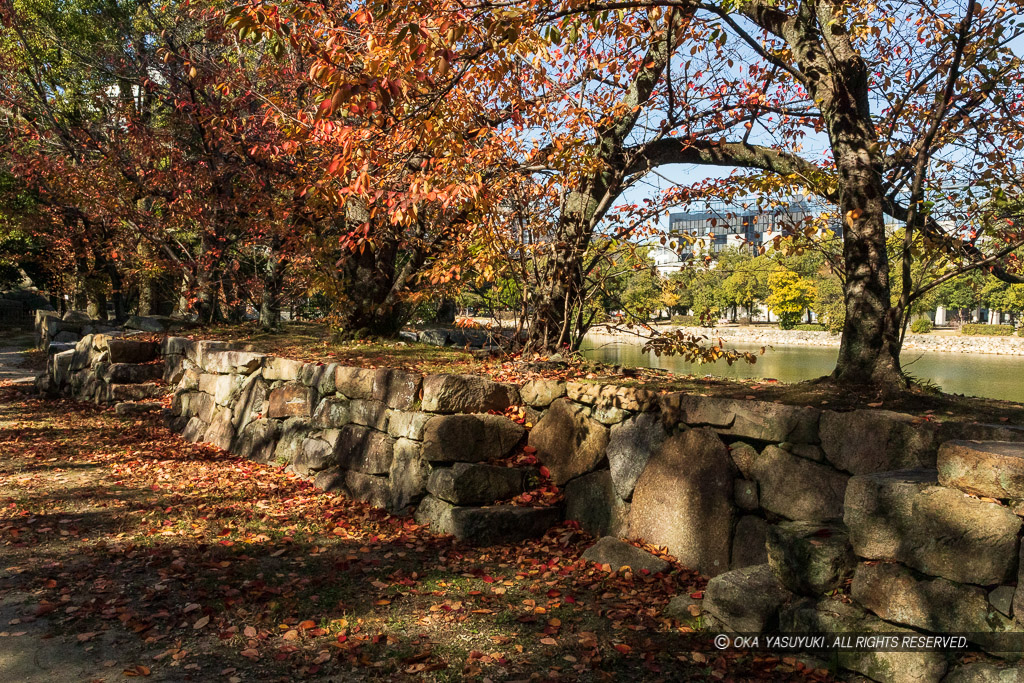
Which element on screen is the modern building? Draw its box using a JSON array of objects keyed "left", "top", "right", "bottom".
[{"left": 667, "top": 200, "right": 835, "bottom": 256}]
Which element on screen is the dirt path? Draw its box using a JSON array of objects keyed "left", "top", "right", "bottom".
[{"left": 0, "top": 333, "right": 36, "bottom": 384}]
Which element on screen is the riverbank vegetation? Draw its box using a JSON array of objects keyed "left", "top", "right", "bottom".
[{"left": 1, "top": 0, "right": 1023, "bottom": 395}]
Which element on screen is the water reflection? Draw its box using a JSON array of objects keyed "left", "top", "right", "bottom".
[{"left": 579, "top": 338, "right": 1024, "bottom": 403}]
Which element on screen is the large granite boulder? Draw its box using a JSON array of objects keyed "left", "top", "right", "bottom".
[
  {"left": 659, "top": 394, "right": 819, "bottom": 443},
  {"left": 606, "top": 412, "right": 667, "bottom": 500},
  {"left": 231, "top": 375, "right": 269, "bottom": 431},
  {"left": 731, "top": 515, "right": 769, "bottom": 569},
  {"left": 263, "top": 357, "right": 306, "bottom": 381},
  {"left": 421, "top": 414, "right": 524, "bottom": 463},
  {"left": 820, "top": 409, "right": 938, "bottom": 475},
  {"left": 267, "top": 383, "right": 314, "bottom": 418},
  {"left": 234, "top": 418, "right": 279, "bottom": 463},
  {"left": 630, "top": 428, "right": 734, "bottom": 577},
  {"left": 564, "top": 470, "right": 630, "bottom": 539},
  {"left": 766, "top": 521, "right": 855, "bottom": 595},
  {"left": 198, "top": 372, "right": 244, "bottom": 406},
  {"left": 388, "top": 439, "right": 432, "bottom": 512},
  {"left": 581, "top": 537, "right": 668, "bottom": 574},
  {"left": 780, "top": 598, "right": 947, "bottom": 683},
  {"left": 704, "top": 564, "right": 792, "bottom": 632},
  {"left": 520, "top": 380, "right": 566, "bottom": 408},
  {"left": 104, "top": 363, "right": 163, "bottom": 384},
  {"left": 200, "top": 349, "right": 267, "bottom": 375},
  {"left": 106, "top": 339, "right": 158, "bottom": 364},
  {"left": 937, "top": 440, "right": 1024, "bottom": 499},
  {"left": 335, "top": 425, "right": 395, "bottom": 474},
  {"left": 388, "top": 411, "right": 433, "bottom": 441},
  {"left": 747, "top": 445, "right": 849, "bottom": 521},
  {"left": 420, "top": 374, "right": 515, "bottom": 413},
  {"left": 844, "top": 469, "right": 1022, "bottom": 585},
  {"left": 427, "top": 463, "right": 525, "bottom": 505},
  {"left": 334, "top": 366, "right": 376, "bottom": 400},
  {"left": 851, "top": 562, "right": 1013, "bottom": 640},
  {"left": 528, "top": 398, "right": 609, "bottom": 485},
  {"left": 372, "top": 368, "right": 422, "bottom": 410}
]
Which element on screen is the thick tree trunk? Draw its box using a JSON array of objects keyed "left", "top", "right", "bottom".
[{"left": 336, "top": 240, "right": 405, "bottom": 338}]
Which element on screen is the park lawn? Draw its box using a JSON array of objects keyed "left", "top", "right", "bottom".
[{"left": 0, "top": 383, "right": 831, "bottom": 682}]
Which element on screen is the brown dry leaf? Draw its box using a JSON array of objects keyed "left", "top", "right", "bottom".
[{"left": 192, "top": 615, "right": 210, "bottom": 629}]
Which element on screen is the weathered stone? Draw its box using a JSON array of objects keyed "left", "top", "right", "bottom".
[
  {"left": 203, "top": 408, "right": 235, "bottom": 451},
  {"left": 263, "top": 357, "right": 306, "bottom": 382},
  {"left": 200, "top": 350, "right": 267, "bottom": 375},
  {"left": 728, "top": 441, "right": 758, "bottom": 478},
  {"left": 114, "top": 402, "right": 161, "bottom": 416},
  {"left": 938, "top": 440, "right": 1024, "bottom": 500},
  {"left": 779, "top": 598, "right": 947, "bottom": 683},
  {"left": 520, "top": 379, "right": 566, "bottom": 408},
  {"left": 387, "top": 411, "right": 433, "bottom": 441},
  {"left": 272, "top": 417, "right": 312, "bottom": 464},
  {"left": 845, "top": 469, "right": 1022, "bottom": 585},
  {"left": 182, "top": 416, "right": 209, "bottom": 442},
  {"left": 298, "top": 363, "right": 332, "bottom": 389},
  {"left": 316, "top": 468, "right": 392, "bottom": 509},
  {"left": 582, "top": 536, "right": 668, "bottom": 574},
  {"left": 606, "top": 412, "right": 667, "bottom": 500},
  {"left": 292, "top": 437, "right": 337, "bottom": 475},
  {"left": 851, "top": 562, "right": 1014, "bottom": 643},
  {"left": 990, "top": 585, "right": 1015, "bottom": 618},
  {"left": 704, "top": 564, "right": 792, "bottom": 632},
  {"left": 349, "top": 399, "right": 389, "bottom": 431},
  {"left": 528, "top": 398, "right": 609, "bottom": 485},
  {"left": 427, "top": 463, "right": 525, "bottom": 505},
  {"left": 565, "top": 470, "right": 630, "bottom": 539},
  {"left": 235, "top": 419, "right": 279, "bottom": 463},
  {"left": 267, "top": 383, "right": 313, "bottom": 418},
  {"left": 53, "top": 330, "right": 79, "bottom": 343},
  {"left": 630, "top": 428, "right": 735, "bottom": 577},
  {"left": 372, "top": 368, "right": 422, "bottom": 410},
  {"left": 164, "top": 354, "right": 199, "bottom": 386},
  {"left": 766, "top": 521, "right": 855, "bottom": 595},
  {"left": 231, "top": 375, "right": 269, "bottom": 431},
  {"left": 731, "top": 516, "right": 769, "bottom": 569},
  {"left": 312, "top": 396, "right": 352, "bottom": 428},
  {"left": 748, "top": 445, "right": 849, "bottom": 521},
  {"left": 198, "top": 372, "right": 244, "bottom": 406},
  {"left": 63, "top": 310, "right": 92, "bottom": 324},
  {"left": 108, "top": 384, "right": 165, "bottom": 402},
  {"left": 734, "top": 479, "right": 759, "bottom": 511},
  {"left": 70, "top": 336, "right": 94, "bottom": 371},
  {"left": 336, "top": 425, "right": 394, "bottom": 474},
  {"left": 124, "top": 315, "right": 167, "bottom": 332},
  {"left": 419, "top": 329, "right": 449, "bottom": 346},
  {"left": 420, "top": 374, "right": 515, "bottom": 414},
  {"left": 334, "top": 366, "right": 375, "bottom": 400},
  {"left": 413, "top": 496, "right": 560, "bottom": 545},
  {"left": 316, "top": 363, "right": 339, "bottom": 396},
  {"left": 51, "top": 349, "right": 74, "bottom": 387},
  {"left": 47, "top": 341, "right": 76, "bottom": 356},
  {"left": 660, "top": 394, "right": 819, "bottom": 443},
  {"left": 160, "top": 336, "right": 193, "bottom": 357},
  {"left": 664, "top": 594, "right": 703, "bottom": 622},
  {"left": 788, "top": 443, "right": 826, "bottom": 462},
  {"left": 820, "top": 410, "right": 939, "bottom": 475},
  {"left": 106, "top": 339, "right": 158, "bottom": 364},
  {"left": 388, "top": 439, "right": 431, "bottom": 512},
  {"left": 422, "top": 414, "right": 524, "bottom": 463},
  {"left": 942, "top": 661, "right": 1024, "bottom": 683}
]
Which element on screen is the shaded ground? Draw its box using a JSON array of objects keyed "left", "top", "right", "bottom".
[
  {"left": 193, "top": 321, "right": 1024, "bottom": 424},
  {"left": 0, "top": 379, "right": 832, "bottom": 682}
]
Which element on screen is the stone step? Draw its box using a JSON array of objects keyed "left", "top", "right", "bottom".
[
  {"left": 414, "top": 495, "right": 560, "bottom": 545},
  {"left": 114, "top": 402, "right": 162, "bottom": 416},
  {"left": 937, "top": 440, "right": 1024, "bottom": 500}
]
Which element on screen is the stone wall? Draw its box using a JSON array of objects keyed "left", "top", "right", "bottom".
[{"left": 39, "top": 336, "right": 1024, "bottom": 683}]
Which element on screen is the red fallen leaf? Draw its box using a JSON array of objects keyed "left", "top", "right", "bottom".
[
  {"left": 482, "top": 575, "right": 495, "bottom": 583},
  {"left": 336, "top": 635, "right": 348, "bottom": 644},
  {"left": 298, "top": 620, "right": 317, "bottom": 630},
  {"left": 522, "top": 446, "right": 537, "bottom": 454},
  {"left": 538, "top": 466, "right": 551, "bottom": 478},
  {"left": 689, "top": 591, "right": 703, "bottom": 599},
  {"left": 613, "top": 643, "right": 632, "bottom": 654},
  {"left": 122, "top": 664, "right": 151, "bottom": 676}
]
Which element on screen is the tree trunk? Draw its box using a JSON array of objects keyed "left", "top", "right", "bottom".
[
  {"left": 336, "top": 240, "right": 405, "bottom": 338},
  {"left": 259, "top": 245, "right": 288, "bottom": 331}
]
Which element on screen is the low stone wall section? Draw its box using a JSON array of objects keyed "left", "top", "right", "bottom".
[{"left": 39, "top": 335, "right": 1024, "bottom": 683}]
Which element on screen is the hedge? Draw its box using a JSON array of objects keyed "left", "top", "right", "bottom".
[
  {"left": 910, "top": 319, "right": 933, "bottom": 334},
  {"left": 793, "top": 324, "right": 826, "bottom": 332},
  {"left": 960, "top": 324, "right": 1014, "bottom": 336}
]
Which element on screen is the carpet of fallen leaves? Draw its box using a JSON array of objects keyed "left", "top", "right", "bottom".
[{"left": 0, "top": 382, "right": 834, "bottom": 682}]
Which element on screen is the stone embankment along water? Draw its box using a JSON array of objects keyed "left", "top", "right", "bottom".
[
  {"left": 587, "top": 324, "right": 1024, "bottom": 356},
  {"left": 38, "top": 334, "right": 1024, "bottom": 683}
]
